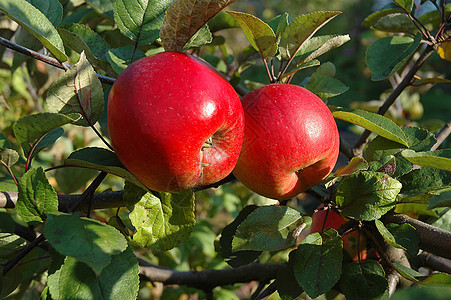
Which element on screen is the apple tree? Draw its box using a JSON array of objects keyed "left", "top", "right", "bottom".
[{"left": 0, "top": 0, "right": 450, "bottom": 299}]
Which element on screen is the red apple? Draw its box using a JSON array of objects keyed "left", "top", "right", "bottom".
[
  {"left": 107, "top": 51, "right": 244, "bottom": 192},
  {"left": 310, "top": 206, "right": 367, "bottom": 261},
  {"left": 233, "top": 84, "right": 339, "bottom": 200}
]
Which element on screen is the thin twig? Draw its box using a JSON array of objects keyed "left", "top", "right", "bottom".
[
  {"left": 0, "top": 36, "right": 116, "bottom": 85},
  {"left": 431, "top": 119, "right": 451, "bottom": 150},
  {"left": 2, "top": 234, "right": 45, "bottom": 276}
]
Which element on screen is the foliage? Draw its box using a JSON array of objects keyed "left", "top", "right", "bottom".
[{"left": 0, "top": 0, "right": 450, "bottom": 299}]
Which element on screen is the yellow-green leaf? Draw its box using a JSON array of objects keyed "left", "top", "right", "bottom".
[{"left": 227, "top": 11, "right": 277, "bottom": 62}]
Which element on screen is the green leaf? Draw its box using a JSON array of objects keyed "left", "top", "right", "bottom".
[
  {"left": 47, "top": 52, "right": 104, "bottom": 127},
  {"left": 419, "top": 273, "right": 451, "bottom": 287},
  {"left": 160, "top": 0, "right": 236, "bottom": 51},
  {"left": 298, "top": 34, "right": 350, "bottom": 63},
  {"left": 182, "top": 24, "right": 213, "bottom": 50},
  {"left": 362, "top": 8, "right": 404, "bottom": 27},
  {"left": 0, "top": 0, "right": 67, "bottom": 61},
  {"left": 33, "top": 127, "right": 65, "bottom": 158},
  {"left": 333, "top": 108, "right": 409, "bottom": 147},
  {"left": 231, "top": 205, "right": 308, "bottom": 252},
  {"left": 305, "top": 74, "right": 349, "bottom": 99},
  {"left": 428, "top": 190, "right": 451, "bottom": 209},
  {"left": 276, "top": 251, "right": 304, "bottom": 299},
  {"left": 55, "top": 167, "right": 98, "bottom": 194},
  {"left": 401, "top": 149, "right": 451, "bottom": 172},
  {"left": 44, "top": 212, "right": 128, "bottom": 274},
  {"left": 105, "top": 45, "right": 146, "bottom": 75},
  {"left": 129, "top": 189, "right": 196, "bottom": 251},
  {"left": 375, "top": 220, "right": 419, "bottom": 256},
  {"left": 16, "top": 167, "right": 58, "bottom": 224},
  {"left": 114, "top": 0, "right": 171, "bottom": 46},
  {"left": 336, "top": 171, "right": 402, "bottom": 221},
  {"left": 340, "top": 260, "right": 389, "bottom": 300},
  {"left": 65, "top": 147, "right": 148, "bottom": 190},
  {"left": 85, "top": 0, "right": 114, "bottom": 18},
  {"left": 279, "top": 11, "right": 341, "bottom": 60},
  {"left": 219, "top": 205, "right": 262, "bottom": 268},
  {"left": 398, "top": 168, "right": 451, "bottom": 204},
  {"left": 391, "top": 286, "right": 451, "bottom": 300},
  {"left": 227, "top": 11, "right": 277, "bottom": 62},
  {"left": 395, "top": 0, "right": 414, "bottom": 11},
  {"left": 0, "top": 211, "right": 16, "bottom": 233},
  {"left": 372, "top": 13, "right": 417, "bottom": 34},
  {"left": 13, "top": 112, "right": 75, "bottom": 158},
  {"left": 293, "top": 229, "right": 343, "bottom": 299},
  {"left": 27, "top": 0, "right": 63, "bottom": 27},
  {"left": 0, "top": 148, "right": 19, "bottom": 168},
  {"left": 366, "top": 127, "right": 436, "bottom": 178},
  {"left": 0, "top": 133, "right": 10, "bottom": 148},
  {"left": 58, "top": 23, "right": 113, "bottom": 74},
  {"left": 47, "top": 246, "right": 139, "bottom": 300},
  {"left": 366, "top": 34, "right": 421, "bottom": 81},
  {"left": 268, "top": 12, "right": 289, "bottom": 43},
  {"left": 326, "top": 156, "right": 369, "bottom": 188},
  {"left": 386, "top": 223, "right": 419, "bottom": 256}
]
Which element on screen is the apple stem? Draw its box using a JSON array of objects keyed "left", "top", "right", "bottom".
[{"left": 202, "top": 136, "right": 214, "bottom": 149}]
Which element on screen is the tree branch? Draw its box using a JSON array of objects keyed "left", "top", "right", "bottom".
[
  {"left": 0, "top": 36, "right": 115, "bottom": 85},
  {"left": 431, "top": 119, "right": 451, "bottom": 151},
  {"left": 382, "top": 213, "right": 451, "bottom": 260},
  {"left": 352, "top": 45, "right": 436, "bottom": 156},
  {"left": 138, "top": 258, "right": 283, "bottom": 289}
]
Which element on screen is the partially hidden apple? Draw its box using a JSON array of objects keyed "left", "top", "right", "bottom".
[
  {"left": 233, "top": 84, "right": 340, "bottom": 200},
  {"left": 107, "top": 51, "right": 244, "bottom": 192},
  {"left": 310, "top": 205, "right": 367, "bottom": 261}
]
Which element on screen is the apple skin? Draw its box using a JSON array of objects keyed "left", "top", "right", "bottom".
[
  {"left": 310, "top": 206, "right": 367, "bottom": 261},
  {"left": 232, "top": 84, "right": 340, "bottom": 200},
  {"left": 107, "top": 51, "right": 244, "bottom": 192}
]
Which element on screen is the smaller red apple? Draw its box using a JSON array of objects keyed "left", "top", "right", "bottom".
[
  {"left": 233, "top": 84, "right": 340, "bottom": 200},
  {"left": 310, "top": 205, "right": 367, "bottom": 261}
]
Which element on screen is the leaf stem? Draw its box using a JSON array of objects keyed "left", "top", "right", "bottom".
[{"left": 1, "top": 162, "right": 18, "bottom": 186}]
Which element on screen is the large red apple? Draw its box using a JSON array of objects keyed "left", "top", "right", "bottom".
[
  {"left": 233, "top": 84, "right": 339, "bottom": 200},
  {"left": 107, "top": 51, "right": 244, "bottom": 192}
]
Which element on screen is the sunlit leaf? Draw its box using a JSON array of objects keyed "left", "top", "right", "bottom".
[
  {"left": 16, "top": 167, "right": 58, "bottom": 224},
  {"left": 128, "top": 188, "right": 196, "bottom": 251},
  {"left": 47, "top": 52, "right": 104, "bottom": 127},
  {"left": 279, "top": 11, "right": 341, "bottom": 60},
  {"left": 0, "top": 0, "right": 67, "bottom": 61},
  {"left": 227, "top": 11, "right": 277, "bottom": 62},
  {"left": 401, "top": 149, "right": 451, "bottom": 172},
  {"left": 333, "top": 108, "right": 409, "bottom": 146},
  {"left": 160, "top": 0, "right": 236, "bottom": 51},
  {"left": 0, "top": 148, "right": 19, "bottom": 168}
]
